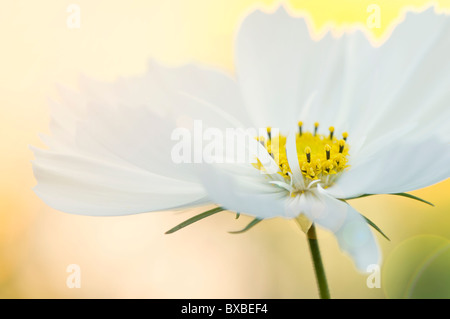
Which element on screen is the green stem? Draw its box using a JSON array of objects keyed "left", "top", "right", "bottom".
[{"left": 306, "top": 224, "right": 330, "bottom": 299}]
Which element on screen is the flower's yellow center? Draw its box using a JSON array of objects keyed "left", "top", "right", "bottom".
[{"left": 256, "top": 122, "right": 350, "bottom": 186}]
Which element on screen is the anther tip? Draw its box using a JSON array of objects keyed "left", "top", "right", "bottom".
[
  {"left": 305, "top": 147, "right": 311, "bottom": 154},
  {"left": 342, "top": 132, "right": 348, "bottom": 138},
  {"left": 298, "top": 121, "right": 303, "bottom": 126},
  {"left": 314, "top": 122, "right": 319, "bottom": 128},
  {"left": 329, "top": 126, "right": 334, "bottom": 132},
  {"left": 324, "top": 144, "right": 331, "bottom": 151},
  {"left": 267, "top": 127, "right": 272, "bottom": 133}
]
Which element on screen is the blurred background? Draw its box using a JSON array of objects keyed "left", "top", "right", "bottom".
[{"left": 1, "top": 0, "right": 449, "bottom": 298}]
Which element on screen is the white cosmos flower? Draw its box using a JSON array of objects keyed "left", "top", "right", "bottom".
[{"left": 32, "top": 6, "right": 450, "bottom": 272}]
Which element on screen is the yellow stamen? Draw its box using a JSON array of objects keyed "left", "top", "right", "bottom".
[
  {"left": 342, "top": 132, "right": 348, "bottom": 141},
  {"left": 339, "top": 140, "right": 345, "bottom": 153},
  {"left": 325, "top": 144, "right": 331, "bottom": 160},
  {"left": 329, "top": 126, "right": 334, "bottom": 140},
  {"left": 305, "top": 147, "right": 311, "bottom": 163},
  {"left": 253, "top": 123, "right": 350, "bottom": 183},
  {"left": 298, "top": 121, "right": 303, "bottom": 136}
]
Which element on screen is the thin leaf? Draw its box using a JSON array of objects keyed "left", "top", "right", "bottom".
[
  {"left": 390, "top": 193, "right": 434, "bottom": 207},
  {"left": 344, "top": 194, "right": 372, "bottom": 200},
  {"left": 344, "top": 193, "right": 434, "bottom": 207},
  {"left": 362, "top": 215, "right": 390, "bottom": 241},
  {"left": 229, "top": 218, "right": 262, "bottom": 234},
  {"left": 165, "top": 207, "right": 224, "bottom": 234}
]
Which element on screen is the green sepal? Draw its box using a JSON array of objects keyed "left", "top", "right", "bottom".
[
  {"left": 344, "top": 192, "right": 434, "bottom": 207},
  {"left": 165, "top": 207, "right": 224, "bottom": 234},
  {"left": 362, "top": 215, "right": 390, "bottom": 241},
  {"left": 229, "top": 218, "right": 262, "bottom": 234},
  {"left": 235, "top": 212, "right": 240, "bottom": 219},
  {"left": 390, "top": 193, "right": 434, "bottom": 207},
  {"left": 340, "top": 199, "right": 390, "bottom": 241}
]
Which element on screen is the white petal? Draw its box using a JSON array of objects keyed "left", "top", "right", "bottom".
[
  {"left": 299, "top": 31, "right": 374, "bottom": 134},
  {"left": 308, "top": 8, "right": 450, "bottom": 144},
  {"left": 197, "top": 157, "right": 380, "bottom": 270},
  {"left": 285, "top": 130, "right": 305, "bottom": 189},
  {"left": 76, "top": 103, "right": 201, "bottom": 183},
  {"left": 354, "top": 7, "right": 450, "bottom": 142},
  {"left": 236, "top": 6, "right": 450, "bottom": 148},
  {"left": 71, "top": 64, "right": 251, "bottom": 183},
  {"left": 302, "top": 188, "right": 381, "bottom": 272},
  {"left": 235, "top": 7, "right": 378, "bottom": 133},
  {"left": 147, "top": 61, "right": 253, "bottom": 128},
  {"left": 36, "top": 62, "right": 250, "bottom": 215},
  {"left": 32, "top": 147, "right": 207, "bottom": 216},
  {"left": 327, "top": 135, "right": 450, "bottom": 198},
  {"left": 236, "top": 6, "right": 332, "bottom": 130},
  {"left": 196, "top": 162, "right": 294, "bottom": 219}
]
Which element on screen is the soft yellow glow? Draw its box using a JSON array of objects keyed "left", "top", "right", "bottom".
[{"left": 1, "top": 0, "right": 449, "bottom": 299}]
